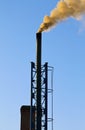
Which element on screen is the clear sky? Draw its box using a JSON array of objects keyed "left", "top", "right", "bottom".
[{"left": 0, "top": 0, "right": 85, "bottom": 130}]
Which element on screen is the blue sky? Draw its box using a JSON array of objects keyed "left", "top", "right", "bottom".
[{"left": 0, "top": 0, "right": 85, "bottom": 130}]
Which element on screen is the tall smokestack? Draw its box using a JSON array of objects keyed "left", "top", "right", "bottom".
[{"left": 36, "top": 32, "right": 42, "bottom": 130}]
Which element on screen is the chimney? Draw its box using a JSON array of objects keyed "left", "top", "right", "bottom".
[{"left": 36, "top": 32, "right": 42, "bottom": 130}]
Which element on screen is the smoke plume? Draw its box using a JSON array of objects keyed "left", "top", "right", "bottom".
[{"left": 38, "top": 0, "right": 85, "bottom": 32}]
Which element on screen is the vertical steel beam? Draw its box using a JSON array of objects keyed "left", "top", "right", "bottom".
[
  {"left": 30, "top": 62, "right": 35, "bottom": 130},
  {"left": 45, "top": 63, "right": 48, "bottom": 130}
]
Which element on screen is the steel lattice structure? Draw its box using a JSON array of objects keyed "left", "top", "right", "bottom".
[
  {"left": 30, "top": 33, "right": 53, "bottom": 130},
  {"left": 30, "top": 62, "right": 48, "bottom": 130}
]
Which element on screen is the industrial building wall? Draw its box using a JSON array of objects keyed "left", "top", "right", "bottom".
[{"left": 20, "top": 106, "right": 30, "bottom": 130}]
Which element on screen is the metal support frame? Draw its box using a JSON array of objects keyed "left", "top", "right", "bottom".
[
  {"left": 30, "top": 62, "right": 48, "bottom": 130},
  {"left": 30, "top": 63, "right": 54, "bottom": 130},
  {"left": 48, "top": 66, "right": 54, "bottom": 130},
  {"left": 41, "top": 63, "right": 48, "bottom": 130},
  {"left": 30, "top": 62, "right": 36, "bottom": 130}
]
